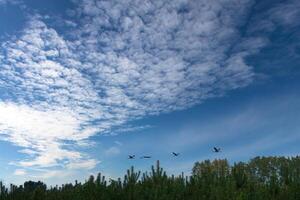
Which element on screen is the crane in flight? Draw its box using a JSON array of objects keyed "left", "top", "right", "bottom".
[
  {"left": 128, "top": 155, "right": 135, "bottom": 159},
  {"left": 140, "top": 156, "right": 151, "bottom": 159},
  {"left": 213, "top": 147, "right": 221, "bottom": 153},
  {"left": 172, "top": 152, "right": 180, "bottom": 156}
]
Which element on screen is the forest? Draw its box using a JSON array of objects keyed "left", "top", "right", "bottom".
[{"left": 0, "top": 156, "right": 300, "bottom": 200}]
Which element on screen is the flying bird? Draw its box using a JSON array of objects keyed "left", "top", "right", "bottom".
[
  {"left": 128, "top": 155, "right": 135, "bottom": 159},
  {"left": 213, "top": 147, "right": 221, "bottom": 153},
  {"left": 140, "top": 156, "right": 151, "bottom": 159},
  {"left": 172, "top": 152, "right": 180, "bottom": 156}
]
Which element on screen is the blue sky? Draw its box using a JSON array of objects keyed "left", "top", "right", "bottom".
[{"left": 0, "top": 0, "right": 299, "bottom": 185}]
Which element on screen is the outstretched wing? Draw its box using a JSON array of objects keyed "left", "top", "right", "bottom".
[{"left": 128, "top": 155, "right": 135, "bottom": 159}]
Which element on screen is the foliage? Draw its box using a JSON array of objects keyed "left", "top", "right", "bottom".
[{"left": 1, "top": 157, "right": 300, "bottom": 200}]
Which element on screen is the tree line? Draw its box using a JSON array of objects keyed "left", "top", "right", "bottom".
[{"left": 0, "top": 156, "right": 300, "bottom": 200}]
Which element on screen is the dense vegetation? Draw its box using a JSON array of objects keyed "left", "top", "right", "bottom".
[{"left": 1, "top": 156, "right": 300, "bottom": 200}]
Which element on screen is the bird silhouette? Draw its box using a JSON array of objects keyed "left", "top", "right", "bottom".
[
  {"left": 140, "top": 156, "right": 151, "bottom": 159},
  {"left": 172, "top": 152, "right": 180, "bottom": 156},
  {"left": 128, "top": 155, "right": 135, "bottom": 159},
  {"left": 213, "top": 147, "right": 221, "bottom": 152}
]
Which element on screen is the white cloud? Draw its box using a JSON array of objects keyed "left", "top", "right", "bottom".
[
  {"left": 19, "top": 149, "right": 37, "bottom": 156},
  {"left": 0, "top": 102, "right": 96, "bottom": 171},
  {"left": 247, "top": 0, "right": 300, "bottom": 34},
  {"left": 0, "top": 0, "right": 21, "bottom": 6},
  {"left": 14, "top": 169, "right": 26, "bottom": 176},
  {"left": 105, "top": 147, "right": 121, "bottom": 156},
  {"left": 0, "top": 0, "right": 284, "bottom": 177},
  {"left": 31, "top": 169, "right": 73, "bottom": 179},
  {"left": 66, "top": 159, "right": 99, "bottom": 170},
  {"left": 114, "top": 141, "right": 122, "bottom": 146},
  {"left": 0, "top": 0, "right": 8, "bottom": 5},
  {"left": 268, "top": 0, "right": 300, "bottom": 27}
]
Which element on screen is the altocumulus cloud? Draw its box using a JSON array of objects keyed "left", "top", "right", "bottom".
[{"left": 0, "top": 0, "right": 280, "bottom": 177}]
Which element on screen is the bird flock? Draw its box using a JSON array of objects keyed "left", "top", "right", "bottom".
[{"left": 128, "top": 147, "right": 221, "bottom": 159}]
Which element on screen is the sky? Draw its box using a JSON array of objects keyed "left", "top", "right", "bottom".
[{"left": 0, "top": 0, "right": 299, "bottom": 185}]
